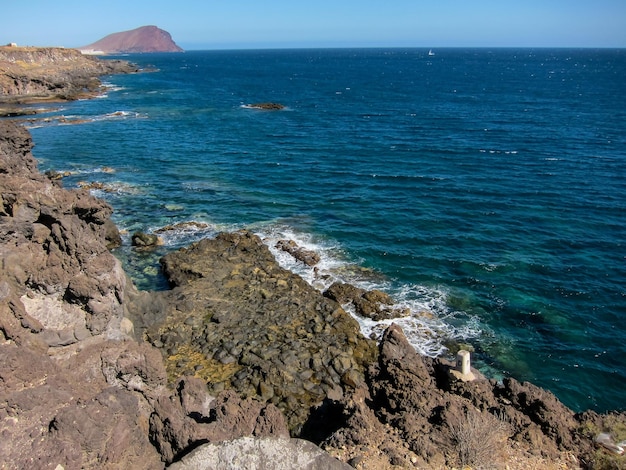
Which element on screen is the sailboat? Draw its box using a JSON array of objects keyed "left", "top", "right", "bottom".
[{"left": 428, "top": 49, "right": 435, "bottom": 56}]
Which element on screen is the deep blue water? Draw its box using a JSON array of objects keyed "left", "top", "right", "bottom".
[{"left": 26, "top": 48, "right": 626, "bottom": 413}]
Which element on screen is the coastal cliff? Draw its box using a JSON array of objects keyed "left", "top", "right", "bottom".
[{"left": 0, "top": 45, "right": 138, "bottom": 115}]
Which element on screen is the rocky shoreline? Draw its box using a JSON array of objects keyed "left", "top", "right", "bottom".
[
  {"left": 0, "top": 45, "right": 138, "bottom": 116},
  {"left": 1, "top": 54, "right": 625, "bottom": 469}
]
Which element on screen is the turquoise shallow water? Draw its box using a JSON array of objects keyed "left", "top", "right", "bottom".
[{"left": 26, "top": 48, "right": 626, "bottom": 412}]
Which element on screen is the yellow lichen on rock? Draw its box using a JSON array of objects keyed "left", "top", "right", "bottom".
[{"left": 166, "top": 344, "right": 242, "bottom": 384}]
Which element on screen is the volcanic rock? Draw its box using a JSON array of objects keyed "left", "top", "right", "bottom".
[
  {"left": 324, "top": 281, "right": 408, "bottom": 321},
  {"left": 168, "top": 436, "right": 352, "bottom": 470},
  {"left": 80, "top": 25, "right": 184, "bottom": 54},
  {"left": 0, "top": 121, "right": 294, "bottom": 468},
  {"left": 0, "top": 45, "right": 138, "bottom": 110},
  {"left": 2, "top": 119, "right": 625, "bottom": 469},
  {"left": 314, "top": 323, "right": 612, "bottom": 469},
  {"left": 275, "top": 238, "right": 320, "bottom": 266},
  {"left": 245, "top": 102, "right": 285, "bottom": 110},
  {"left": 132, "top": 231, "right": 163, "bottom": 248},
  {"left": 132, "top": 230, "right": 378, "bottom": 433}
]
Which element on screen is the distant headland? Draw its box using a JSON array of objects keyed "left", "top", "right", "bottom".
[
  {"left": 79, "top": 25, "right": 183, "bottom": 54},
  {"left": 0, "top": 44, "right": 138, "bottom": 116}
]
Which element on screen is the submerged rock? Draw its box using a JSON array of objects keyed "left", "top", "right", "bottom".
[
  {"left": 132, "top": 231, "right": 163, "bottom": 248},
  {"left": 154, "top": 220, "right": 210, "bottom": 233},
  {"left": 245, "top": 102, "right": 285, "bottom": 110}
]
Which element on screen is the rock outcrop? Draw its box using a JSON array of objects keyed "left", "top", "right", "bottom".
[
  {"left": 0, "top": 45, "right": 138, "bottom": 115},
  {"left": 244, "top": 102, "right": 286, "bottom": 110},
  {"left": 0, "top": 121, "right": 292, "bottom": 469},
  {"left": 80, "top": 25, "right": 184, "bottom": 54},
  {"left": 315, "top": 324, "right": 586, "bottom": 468},
  {"left": 131, "top": 230, "right": 378, "bottom": 434}
]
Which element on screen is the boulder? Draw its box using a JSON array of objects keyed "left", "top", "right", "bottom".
[
  {"left": 132, "top": 231, "right": 163, "bottom": 248},
  {"left": 149, "top": 383, "right": 289, "bottom": 464},
  {"left": 275, "top": 239, "right": 320, "bottom": 266},
  {"left": 324, "top": 282, "right": 407, "bottom": 321},
  {"left": 168, "top": 437, "right": 352, "bottom": 470}
]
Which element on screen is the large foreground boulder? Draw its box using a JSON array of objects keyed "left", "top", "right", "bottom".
[{"left": 168, "top": 437, "right": 351, "bottom": 470}]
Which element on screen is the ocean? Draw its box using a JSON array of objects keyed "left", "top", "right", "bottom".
[{"left": 25, "top": 48, "right": 625, "bottom": 413}]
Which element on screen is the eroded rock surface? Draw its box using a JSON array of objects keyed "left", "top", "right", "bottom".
[
  {"left": 168, "top": 436, "right": 352, "bottom": 470},
  {"left": 132, "top": 230, "right": 377, "bottom": 433},
  {"left": 0, "top": 121, "right": 292, "bottom": 469},
  {"left": 324, "top": 281, "right": 409, "bottom": 321},
  {"left": 0, "top": 121, "right": 126, "bottom": 342},
  {"left": 2, "top": 119, "right": 625, "bottom": 469},
  {"left": 0, "top": 45, "right": 138, "bottom": 115},
  {"left": 315, "top": 323, "right": 623, "bottom": 469}
]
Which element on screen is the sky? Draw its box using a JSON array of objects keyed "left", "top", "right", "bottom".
[{"left": 2, "top": 0, "right": 625, "bottom": 50}]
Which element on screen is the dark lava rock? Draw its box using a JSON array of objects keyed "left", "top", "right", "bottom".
[
  {"left": 324, "top": 281, "right": 408, "bottom": 321},
  {"left": 0, "top": 121, "right": 294, "bottom": 469},
  {"left": 276, "top": 239, "right": 321, "bottom": 266},
  {"left": 132, "top": 231, "right": 162, "bottom": 248},
  {"left": 246, "top": 102, "right": 285, "bottom": 110},
  {"left": 316, "top": 323, "right": 607, "bottom": 469},
  {"left": 139, "top": 230, "right": 377, "bottom": 433}
]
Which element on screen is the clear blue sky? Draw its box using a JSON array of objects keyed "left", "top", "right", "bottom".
[{"left": 3, "top": 0, "right": 625, "bottom": 49}]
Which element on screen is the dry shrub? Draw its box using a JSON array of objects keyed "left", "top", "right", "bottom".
[{"left": 448, "top": 408, "right": 512, "bottom": 468}]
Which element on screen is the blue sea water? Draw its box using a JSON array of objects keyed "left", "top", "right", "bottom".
[{"left": 25, "top": 48, "right": 626, "bottom": 413}]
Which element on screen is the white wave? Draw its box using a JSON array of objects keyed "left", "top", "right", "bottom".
[
  {"left": 100, "top": 82, "right": 126, "bottom": 93},
  {"left": 479, "top": 149, "right": 519, "bottom": 155},
  {"left": 150, "top": 219, "right": 218, "bottom": 247},
  {"left": 92, "top": 110, "right": 147, "bottom": 121},
  {"left": 25, "top": 110, "right": 147, "bottom": 129},
  {"left": 256, "top": 224, "right": 482, "bottom": 358},
  {"left": 85, "top": 181, "right": 143, "bottom": 196}
]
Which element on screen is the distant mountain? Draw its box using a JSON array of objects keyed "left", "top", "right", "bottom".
[{"left": 80, "top": 25, "right": 183, "bottom": 54}]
